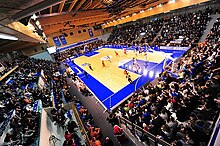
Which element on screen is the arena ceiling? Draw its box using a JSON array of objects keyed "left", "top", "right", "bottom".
[
  {"left": 0, "top": 0, "right": 212, "bottom": 53},
  {"left": 0, "top": 0, "right": 172, "bottom": 53}
]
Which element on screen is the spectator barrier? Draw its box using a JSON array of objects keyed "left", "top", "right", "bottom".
[
  {"left": 56, "top": 38, "right": 99, "bottom": 52},
  {"left": 71, "top": 103, "right": 91, "bottom": 146},
  {"left": 208, "top": 113, "right": 220, "bottom": 146},
  {"left": 118, "top": 116, "right": 171, "bottom": 146}
]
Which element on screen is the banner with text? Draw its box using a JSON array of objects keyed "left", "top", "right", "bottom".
[
  {"left": 59, "top": 35, "right": 67, "bottom": 45},
  {"left": 53, "top": 36, "right": 61, "bottom": 47},
  {"left": 88, "top": 28, "right": 94, "bottom": 37}
]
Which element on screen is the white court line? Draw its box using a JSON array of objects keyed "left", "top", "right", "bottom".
[
  {"left": 101, "top": 61, "right": 163, "bottom": 103},
  {"left": 134, "top": 61, "right": 163, "bottom": 91}
]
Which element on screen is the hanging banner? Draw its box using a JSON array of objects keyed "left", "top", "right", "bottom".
[
  {"left": 33, "top": 100, "right": 43, "bottom": 113},
  {"left": 88, "top": 28, "right": 94, "bottom": 37},
  {"left": 59, "top": 35, "right": 67, "bottom": 45},
  {"left": 38, "top": 70, "right": 46, "bottom": 90},
  {"left": 53, "top": 36, "right": 61, "bottom": 46}
]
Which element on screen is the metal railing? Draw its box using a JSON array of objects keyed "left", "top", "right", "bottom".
[
  {"left": 71, "top": 103, "right": 91, "bottom": 146},
  {"left": 118, "top": 116, "right": 171, "bottom": 146},
  {"left": 0, "top": 65, "right": 18, "bottom": 81}
]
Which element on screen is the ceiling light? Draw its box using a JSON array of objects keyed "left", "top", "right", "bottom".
[
  {"left": 0, "top": 33, "right": 18, "bottom": 40},
  {"left": 157, "top": 4, "right": 162, "bottom": 7},
  {"left": 140, "top": 10, "right": 144, "bottom": 13},
  {"left": 36, "top": 20, "right": 40, "bottom": 26},
  {"left": 118, "top": 18, "right": 121, "bottom": 21},
  {"left": 126, "top": 15, "right": 129, "bottom": 18},
  {"left": 133, "top": 13, "right": 136, "bottom": 16},
  {"left": 148, "top": 7, "right": 153, "bottom": 10},
  {"left": 121, "top": 17, "right": 125, "bottom": 19},
  {"left": 27, "top": 23, "right": 35, "bottom": 31},
  {"left": 168, "top": 0, "right": 176, "bottom": 4},
  {"left": 31, "top": 14, "right": 37, "bottom": 20}
]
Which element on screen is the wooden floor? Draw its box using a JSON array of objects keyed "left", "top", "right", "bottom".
[{"left": 74, "top": 48, "right": 165, "bottom": 93}]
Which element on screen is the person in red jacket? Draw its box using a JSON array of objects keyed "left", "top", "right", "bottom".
[
  {"left": 113, "top": 125, "right": 127, "bottom": 143},
  {"left": 64, "top": 131, "right": 72, "bottom": 141}
]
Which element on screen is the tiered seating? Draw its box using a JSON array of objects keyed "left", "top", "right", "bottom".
[
  {"left": 0, "top": 56, "right": 55, "bottom": 145},
  {"left": 107, "top": 19, "right": 164, "bottom": 45},
  {"left": 154, "top": 8, "right": 212, "bottom": 46},
  {"left": 116, "top": 17, "right": 220, "bottom": 146},
  {"left": 57, "top": 40, "right": 105, "bottom": 61}
]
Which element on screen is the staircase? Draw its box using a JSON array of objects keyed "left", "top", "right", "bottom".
[
  {"left": 151, "top": 23, "right": 166, "bottom": 45},
  {"left": 199, "top": 14, "right": 220, "bottom": 42}
]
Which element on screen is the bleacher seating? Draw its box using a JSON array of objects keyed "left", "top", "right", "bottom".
[
  {"left": 116, "top": 16, "right": 220, "bottom": 146},
  {"left": 107, "top": 19, "right": 164, "bottom": 45}
]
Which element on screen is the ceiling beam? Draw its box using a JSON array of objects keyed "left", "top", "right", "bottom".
[
  {"left": 12, "top": 0, "right": 63, "bottom": 21},
  {"left": 42, "top": 16, "right": 110, "bottom": 35},
  {"left": 73, "top": 0, "right": 86, "bottom": 11},
  {"left": 83, "top": 0, "right": 93, "bottom": 10},
  {"left": 58, "top": 0, "right": 66, "bottom": 13},
  {"left": 38, "top": 9, "right": 108, "bottom": 26},
  {"left": 68, "top": 0, "right": 78, "bottom": 12},
  {"left": 50, "top": 6, "right": 53, "bottom": 14},
  {"left": 89, "top": 0, "right": 103, "bottom": 9}
]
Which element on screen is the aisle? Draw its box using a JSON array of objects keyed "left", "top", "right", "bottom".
[{"left": 65, "top": 77, "right": 136, "bottom": 146}]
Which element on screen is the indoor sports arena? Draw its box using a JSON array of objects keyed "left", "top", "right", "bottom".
[{"left": 0, "top": 0, "right": 220, "bottom": 146}]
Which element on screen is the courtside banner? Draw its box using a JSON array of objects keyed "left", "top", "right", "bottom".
[
  {"left": 56, "top": 38, "right": 98, "bottom": 52},
  {"left": 160, "top": 46, "right": 189, "bottom": 51}
]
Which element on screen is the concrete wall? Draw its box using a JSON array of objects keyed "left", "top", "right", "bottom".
[
  {"left": 30, "top": 51, "right": 54, "bottom": 61},
  {"left": 20, "top": 44, "right": 48, "bottom": 56},
  {"left": 47, "top": 27, "right": 102, "bottom": 47},
  {"left": 39, "top": 109, "right": 65, "bottom": 146}
]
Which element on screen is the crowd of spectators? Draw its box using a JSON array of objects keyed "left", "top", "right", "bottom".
[
  {"left": 115, "top": 17, "right": 220, "bottom": 146},
  {"left": 71, "top": 81, "right": 103, "bottom": 146},
  {"left": 107, "top": 19, "right": 164, "bottom": 46},
  {"left": 0, "top": 55, "right": 89, "bottom": 146},
  {"left": 154, "top": 8, "right": 212, "bottom": 47},
  {"left": 0, "top": 56, "right": 56, "bottom": 145},
  {"left": 56, "top": 40, "right": 105, "bottom": 61},
  {"left": 107, "top": 7, "right": 218, "bottom": 48}
]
